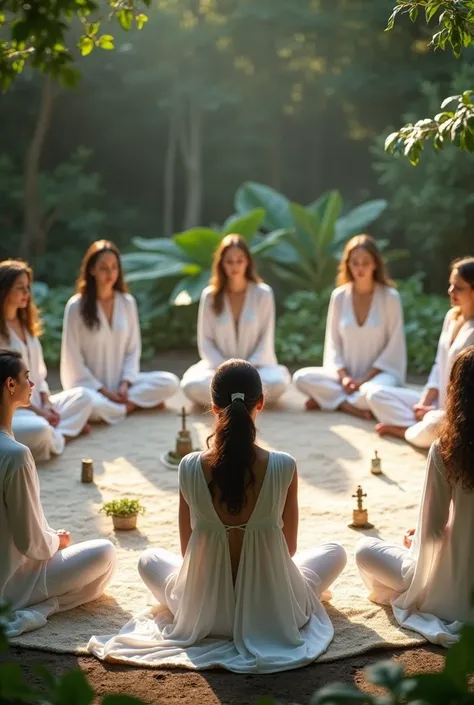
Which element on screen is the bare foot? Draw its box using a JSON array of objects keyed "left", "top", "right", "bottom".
[
  {"left": 376, "top": 423, "right": 407, "bottom": 439},
  {"left": 156, "top": 402, "right": 166, "bottom": 411},
  {"left": 81, "top": 423, "right": 91, "bottom": 435},
  {"left": 305, "top": 398, "right": 320, "bottom": 411},
  {"left": 126, "top": 401, "right": 137, "bottom": 415},
  {"left": 339, "top": 401, "right": 373, "bottom": 420}
]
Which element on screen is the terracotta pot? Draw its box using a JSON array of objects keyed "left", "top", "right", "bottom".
[{"left": 112, "top": 513, "right": 138, "bottom": 530}]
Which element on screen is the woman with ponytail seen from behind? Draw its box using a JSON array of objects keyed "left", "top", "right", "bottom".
[{"left": 88, "top": 359, "right": 347, "bottom": 673}]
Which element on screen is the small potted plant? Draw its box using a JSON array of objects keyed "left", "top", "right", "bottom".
[{"left": 100, "top": 498, "right": 146, "bottom": 530}]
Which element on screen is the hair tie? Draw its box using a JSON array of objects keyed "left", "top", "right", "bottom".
[{"left": 231, "top": 392, "right": 245, "bottom": 403}]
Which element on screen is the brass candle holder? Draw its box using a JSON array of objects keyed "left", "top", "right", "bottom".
[{"left": 348, "top": 485, "right": 374, "bottom": 529}]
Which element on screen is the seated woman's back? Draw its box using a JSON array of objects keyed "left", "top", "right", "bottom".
[{"left": 200, "top": 445, "right": 272, "bottom": 582}]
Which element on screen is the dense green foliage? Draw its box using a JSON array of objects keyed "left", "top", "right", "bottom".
[
  {"left": 0, "top": 0, "right": 150, "bottom": 90},
  {"left": 1, "top": 0, "right": 472, "bottom": 291},
  {"left": 101, "top": 499, "right": 146, "bottom": 517},
  {"left": 386, "top": 0, "right": 474, "bottom": 162}
]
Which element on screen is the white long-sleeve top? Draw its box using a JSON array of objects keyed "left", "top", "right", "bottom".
[
  {"left": 391, "top": 441, "right": 474, "bottom": 645},
  {"left": 0, "top": 326, "right": 49, "bottom": 408},
  {"left": 60, "top": 292, "right": 141, "bottom": 392},
  {"left": 0, "top": 431, "right": 59, "bottom": 614},
  {"left": 425, "top": 309, "right": 474, "bottom": 408},
  {"left": 323, "top": 283, "right": 406, "bottom": 384},
  {"left": 197, "top": 282, "right": 278, "bottom": 368}
]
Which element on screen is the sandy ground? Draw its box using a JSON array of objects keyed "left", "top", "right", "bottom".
[{"left": 5, "top": 351, "right": 445, "bottom": 704}]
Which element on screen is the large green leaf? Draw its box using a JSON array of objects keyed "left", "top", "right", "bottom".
[
  {"left": 319, "top": 191, "right": 343, "bottom": 254},
  {"left": 173, "top": 229, "right": 222, "bottom": 268},
  {"left": 251, "top": 229, "right": 292, "bottom": 256},
  {"left": 235, "top": 181, "right": 293, "bottom": 231},
  {"left": 290, "top": 202, "right": 319, "bottom": 243},
  {"left": 222, "top": 208, "right": 266, "bottom": 240},
  {"left": 311, "top": 682, "right": 375, "bottom": 704},
  {"left": 125, "top": 260, "right": 200, "bottom": 283},
  {"left": 122, "top": 252, "right": 181, "bottom": 272},
  {"left": 131, "top": 237, "right": 183, "bottom": 257},
  {"left": 334, "top": 199, "right": 388, "bottom": 245},
  {"left": 306, "top": 191, "right": 333, "bottom": 220},
  {"left": 170, "top": 269, "right": 211, "bottom": 305}
]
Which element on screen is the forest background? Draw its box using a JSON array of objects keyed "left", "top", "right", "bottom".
[{"left": 1, "top": 0, "right": 473, "bottom": 375}]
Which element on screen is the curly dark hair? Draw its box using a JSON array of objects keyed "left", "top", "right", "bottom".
[{"left": 438, "top": 346, "right": 474, "bottom": 492}]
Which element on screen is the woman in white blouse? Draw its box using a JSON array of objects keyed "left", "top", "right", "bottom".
[
  {"left": 365, "top": 257, "right": 474, "bottom": 448},
  {"left": 0, "top": 348, "right": 115, "bottom": 637},
  {"left": 0, "top": 259, "right": 92, "bottom": 462},
  {"left": 356, "top": 346, "right": 474, "bottom": 646},
  {"left": 89, "top": 359, "right": 347, "bottom": 673},
  {"left": 293, "top": 235, "right": 406, "bottom": 419},
  {"left": 181, "top": 234, "right": 290, "bottom": 406},
  {"left": 60, "top": 240, "right": 179, "bottom": 424}
]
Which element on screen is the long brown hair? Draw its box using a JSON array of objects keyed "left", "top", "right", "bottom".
[
  {"left": 75, "top": 240, "right": 128, "bottom": 329},
  {"left": 0, "top": 259, "right": 42, "bottom": 340},
  {"left": 450, "top": 256, "right": 474, "bottom": 320},
  {"left": 336, "top": 234, "right": 394, "bottom": 287},
  {"left": 206, "top": 359, "right": 263, "bottom": 515},
  {"left": 439, "top": 346, "right": 474, "bottom": 492},
  {"left": 209, "top": 234, "right": 261, "bottom": 315}
]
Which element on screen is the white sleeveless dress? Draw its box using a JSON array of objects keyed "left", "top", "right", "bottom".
[{"left": 88, "top": 450, "right": 335, "bottom": 673}]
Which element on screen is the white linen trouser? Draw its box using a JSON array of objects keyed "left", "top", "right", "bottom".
[
  {"left": 138, "top": 542, "right": 347, "bottom": 606},
  {"left": 181, "top": 363, "right": 291, "bottom": 407},
  {"left": 363, "top": 384, "right": 444, "bottom": 449},
  {"left": 293, "top": 368, "right": 397, "bottom": 412},
  {"left": 355, "top": 537, "right": 408, "bottom": 604},
  {"left": 12, "top": 387, "right": 93, "bottom": 462},
  {"left": 88, "top": 372, "right": 180, "bottom": 424},
  {"left": 29, "top": 538, "right": 116, "bottom": 612}
]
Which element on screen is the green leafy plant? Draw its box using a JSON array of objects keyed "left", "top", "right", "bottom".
[
  {"left": 32, "top": 283, "right": 72, "bottom": 367},
  {"left": 0, "top": 599, "right": 147, "bottom": 704},
  {"left": 100, "top": 499, "right": 146, "bottom": 518},
  {"left": 235, "top": 181, "right": 392, "bottom": 296},
  {"left": 385, "top": 0, "right": 474, "bottom": 162},
  {"left": 0, "top": 0, "right": 151, "bottom": 90},
  {"left": 122, "top": 207, "right": 288, "bottom": 306},
  {"left": 311, "top": 623, "right": 474, "bottom": 705}
]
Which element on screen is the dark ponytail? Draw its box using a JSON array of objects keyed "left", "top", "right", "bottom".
[{"left": 207, "top": 359, "right": 263, "bottom": 515}]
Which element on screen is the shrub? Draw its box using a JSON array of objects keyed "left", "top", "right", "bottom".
[{"left": 100, "top": 499, "right": 146, "bottom": 517}]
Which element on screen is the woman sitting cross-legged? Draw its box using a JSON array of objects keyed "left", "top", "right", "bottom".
[
  {"left": 356, "top": 345, "right": 474, "bottom": 646},
  {"left": 60, "top": 240, "right": 180, "bottom": 424},
  {"left": 89, "top": 359, "right": 347, "bottom": 673},
  {"left": 293, "top": 235, "right": 406, "bottom": 420},
  {"left": 364, "top": 257, "right": 474, "bottom": 449},
  {"left": 181, "top": 234, "right": 290, "bottom": 407},
  {"left": 0, "top": 349, "right": 116, "bottom": 637},
  {"left": 0, "top": 259, "right": 93, "bottom": 462}
]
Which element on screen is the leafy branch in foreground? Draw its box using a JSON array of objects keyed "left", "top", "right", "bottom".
[
  {"left": 385, "top": 90, "right": 474, "bottom": 164},
  {"left": 385, "top": 1, "right": 474, "bottom": 162},
  {"left": 0, "top": 0, "right": 151, "bottom": 90},
  {"left": 387, "top": 1, "right": 474, "bottom": 57}
]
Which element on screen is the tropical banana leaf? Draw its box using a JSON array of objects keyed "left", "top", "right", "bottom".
[
  {"left": 173, "top": 229, "right": 223, "bottom": 268},
  {"left": 235, "top": 182, "right": 293, "bottom": 231},
  {"left": 334, "top": 199, "right": 387, "bottom": 245},
  {"left": 222, "top": 208, "right": 266, "bottom": 240},
  {"left": 170, "top": 269, "right": 211, "bottom": 305}
]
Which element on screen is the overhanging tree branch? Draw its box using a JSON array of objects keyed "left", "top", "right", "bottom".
[{"left": 385, "top": 0, "right": 474, "bottom": 162}]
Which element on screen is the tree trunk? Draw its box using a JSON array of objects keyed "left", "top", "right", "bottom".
[
  {"left": 22, "top": 76, "right": 55, "bottom": 258},
  {"left": 178, "top": 96, "right": 203, "bottom": 230},
  {"left": 163, "top": 98, "right": 178, "bottom": 237}
]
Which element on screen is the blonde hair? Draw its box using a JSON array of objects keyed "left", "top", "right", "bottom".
[
  {"left": 336, "top": 234, "right": 394, "bottom": 287},
  {"left": 209, "top": 235, "right": 262, "bottom": 315}
]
